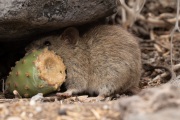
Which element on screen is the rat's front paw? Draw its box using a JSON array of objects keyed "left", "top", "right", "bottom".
[
  {"left": 56, "top": 91, "right": 72, "bottom": 98},
  {"left": 56, "top": 89, "right": 79, "bottom": 98}
]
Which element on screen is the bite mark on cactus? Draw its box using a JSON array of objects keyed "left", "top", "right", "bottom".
[{"left": 35, "top": 49, "right": 66, "bottom": 86}]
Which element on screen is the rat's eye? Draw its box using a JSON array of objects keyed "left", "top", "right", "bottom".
[{"left": 43, "top": 41, "right": 51, "bottom": 46}]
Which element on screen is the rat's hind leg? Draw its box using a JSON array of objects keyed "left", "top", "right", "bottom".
[
  {"left": 127, "top": 86, "right": 141, "bottom": 95},
  {"left": 87, "top": 94, "right": 113, "bottom": 102}
]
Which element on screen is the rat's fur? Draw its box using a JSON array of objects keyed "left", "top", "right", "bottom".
[{"left": 27, "top": 25, "right": 141, "bottom": 97}]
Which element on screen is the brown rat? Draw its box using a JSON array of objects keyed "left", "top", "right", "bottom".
[{"left": 26, "top": 25, "right": 141, "bottom": 98}]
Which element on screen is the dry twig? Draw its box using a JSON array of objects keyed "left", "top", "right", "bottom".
[{"left": 170, "top": 0, "right": 180, "bottom": 80}]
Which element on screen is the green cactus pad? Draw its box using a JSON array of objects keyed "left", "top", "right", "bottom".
[{"left": 5, "top": 48, "right": 66, "bottom": 98}]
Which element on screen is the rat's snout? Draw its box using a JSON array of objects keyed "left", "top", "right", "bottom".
[
  {"left": 38, "top": 45, "right": 47, "bottom": 50},
  {"left": 25, "top": 44, "right": 46, "bottom": 52}
]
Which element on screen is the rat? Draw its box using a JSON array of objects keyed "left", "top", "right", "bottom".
[{"left": 26, "top": 25, "right": 141, "bottom": 99}]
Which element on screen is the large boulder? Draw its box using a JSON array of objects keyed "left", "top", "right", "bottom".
[
  {"left": 115, "top": 83, "right": 180, "bottom": 120},
  {"left": 0, "top": 0, "right": 116, "bottom": 41}
]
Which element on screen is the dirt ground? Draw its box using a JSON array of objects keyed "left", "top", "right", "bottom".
[{"left": 1, "top": 0, "right": 180, "bottom": 120}]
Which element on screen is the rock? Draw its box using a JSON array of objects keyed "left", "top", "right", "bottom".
[
  {"left": 114, "top": 83, "right": 180, "bottom": 120},
  {"left": 0, "top": 0, "right": 116, "bottom": 41},
  {"left": 7, "top": 116, "right": 22, "bottom": 120}
]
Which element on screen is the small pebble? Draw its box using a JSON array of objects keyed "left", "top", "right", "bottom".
[
  {"left": 58, "top": 108, "right": 67, "bottom": 115},
  {"left": 7, "top": 116, "right": 22, "bottom": 120},
  {"left": 103, "top": 105, "right": 109, "bottom": 110},
  {"left": 20, "top": 111, "right": 26, "bottom": 118},
  {"left": 29, "top": 100, "right": 36, "bottom": 106},
  {"left": 35, "top": 107, "right": 42, "bottom": 113}
]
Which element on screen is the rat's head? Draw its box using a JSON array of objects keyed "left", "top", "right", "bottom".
[{"left": 26, "top": 27, "right": 80, "bottom": 53}]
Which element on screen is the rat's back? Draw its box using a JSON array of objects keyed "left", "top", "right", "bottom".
[{"left": 83, "top": 25, "right": 141, "bottom": 96}]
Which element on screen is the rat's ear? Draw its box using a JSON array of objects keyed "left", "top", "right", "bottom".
[{"left": 61, "top": 27, "right": 79, "bottom": 44}]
